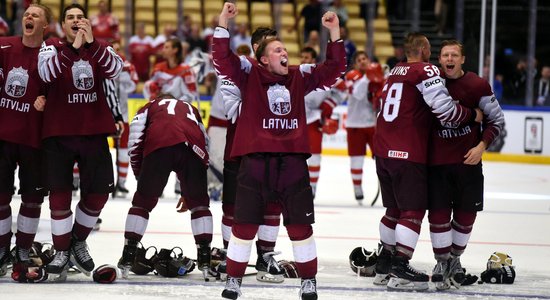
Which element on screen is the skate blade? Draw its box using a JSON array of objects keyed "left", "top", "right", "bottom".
[
  {"left": 387, "top": 277, "right": 429, "bottom": 291},
  {"left": 256, "top": 271, "right": 284, "bottom": 283},
  {"left": 435, "top": 279, "right": 451, "bottom": 290},
  {"left": 219, "top": 272, "right": 228, "bottom": 281},
  {"left": 373, "top": 273, "right": 390, "bottom": 285},
  {"left": 201, "top": 269, "right": 211, "bottom": 282},
  {"left": 450, "top": 277, "right": 462, "bottom": 289},
  {"left": 0, "top": 265, "right": 8, "bottom": 277},
  {"left": 47, "top": 269, "right": 68, "bottom": 282},
  {"left": 119, "top": 266, "right": 131, "bottom": 279}
]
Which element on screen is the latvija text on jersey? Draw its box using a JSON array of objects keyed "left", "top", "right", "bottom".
[
  {"left": 68, "top": 92, "right": 98, "bottom": 104},
  {"left": 0, "top": 97, "right": 30, "bottom": 112},
  {"left": 262, "top": 118, "right": 299, "bottom": 129}
]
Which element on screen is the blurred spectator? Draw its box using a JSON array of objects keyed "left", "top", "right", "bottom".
[
  {"left": 340, "top": 26, "right": 356, "bottom": 68},
  {"left": 202, "top": 15, "right": 218, "bottom": 51},
  {"left": 294, "top": 0, "right": 322, "bottom": 43},
  {"left": 90, "top": 0, "right": 120, "bottom": 43},
  {"left": 45, "top": 15, "right": 64, "bottom": 39},
  {"left": 153, "top": 23, "right": 176, "bottom": 64},
  {"left": 187, "top": 23, "right": 208, "bottom": 52},
  {"left": 386, "top": 0, "right": 405, "bottom": 20},
  {"left": 359, "top": 0, "right": 379, "bottom": 21},
  {"left": 304, "top": 30, "right": 320, "bottom": 60},
  {"left": 0, "top": 16, "right": 8, "bottom": 36},
  {"left": 504, "top": 58, "right": 528, "bottom": 104},
  {"left": 329, "top": 0, "right": 349, "bottom": 27},
  {"left": 385, "top": 45, "right": 406, "bottom": 70},
  {"left": 230, "top": 22, "right": 251, "bottom": 53},
  {"left": 434, "top": 0, "right": 449, "bottom": 35},
  {"left": 180, "top": 14, "right": 193, "bottom": 40},
  {"left": 128, "top": 22, "right": 154, "bottom": 81},
  {"left": 535, "top": 65, "right": 550, "bottom": 106}
]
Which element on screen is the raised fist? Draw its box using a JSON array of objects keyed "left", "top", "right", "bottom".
[{"left": 322, "top": 11, "right": 339, "bottom": 30}]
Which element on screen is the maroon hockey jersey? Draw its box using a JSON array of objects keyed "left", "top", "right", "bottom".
[
  {"left": 373, "top": 62, "right": 474, "bottom": 164},
  {"left": 37, "top": 38, "right": 123, "bottom": 138},
  {"left": 128, "top": 98, "right": 209, "bottom": 177},
  {"left": 429, "top": 71, "right": 504, "bottom": 165},
  {"left": 212, "top": 27, "right": 346, "bottom": 158},
  {"left": 0, "top": 36, "right": 45, "bottom": 148}
]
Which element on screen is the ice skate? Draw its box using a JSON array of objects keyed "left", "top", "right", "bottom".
[
  {"left": 373, "top": 245, "right": 392, "bottom": 285},
  {"left": 448, "top": 255, "right": 465, "bottom": 288},
  {"left": 221, "top": 276, "right": 242, "bottom": 299},
  {"left": 255, "top": 251, "right": 284, "bottom": 283},
  {"left": 46, "top": 250, "right": 70, "bottom": 281},
  {"left": 112, "top": 184, "right": 129, "bottom": 198},
  {"left": 354, "top": 185, "right": 364, "bottom": 203},
  {"left": 431, "top": 258, "right": 449, "bottom": 282},
  {"left": 70, "top": 239, "right": 95, "bottom": 276},
  {"left": 196, "top": 243, "right": 211, "bottom": 281},
  {"left": 117, "top": 239, "right": 138, "bottom": 278},
  {"left": 0, "top": 246, "right": 11, "bottom": 277},
  {"left": 387, "top": 256, "right": 429, "bottom": 291},
  {"left": 299, "top": 278, "right": 318, "bottom": 300}
]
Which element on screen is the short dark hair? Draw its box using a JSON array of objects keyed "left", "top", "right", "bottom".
[
  {"left": 62, "top": 3, "right": 87, "bottom": 23},
  {"left": 166, "top": 37, "right": 183, "bottom": 65},
  {"left": 301, "top": 46, "right": 317, "bottom": 59},
  {"left": 255, "top": 37, "right": 280, "bottom": 66},
  {"left": 251, "top": 27, "right": 277, "bottom": 46},
  {"left": 351, "top": 50, "right": 367, "bottom": 65}
]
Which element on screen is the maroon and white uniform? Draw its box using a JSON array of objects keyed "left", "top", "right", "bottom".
[
  {"left": 38, "top": 37, "right": 123, "bottom": 251},
  {"left": 38, "top": 38, "right": 123, "bottom": 138},
  {"left": 428, "top": 72, "right": 504, "bottom": 260},
  {"left": 0, "top": 36, "right": 46, "bottom": 252},
  {"left": 374, "top": 62, "right": 474, "bottom": 164},
  {"left": 430, "top": 72, "right": 504, "bottom": 165},
  {"left": 212, "top": 26, "right": 346, "bottom": 280},
  {"left": 125, "top": 98, "right": 212, "bottom": 246},
  {"left": 373, "top": 61, "right": 475, "bottom": 260}
]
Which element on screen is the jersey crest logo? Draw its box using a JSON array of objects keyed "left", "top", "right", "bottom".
[
  {"left": 440, "top": 120, "right": 460, "bottom": 128},
  {"left": 267, "top": 83, "right": 291, "bottom": 116},
  {"left": 71, "top": 59, "right": 94, "bottom": 90},
  {"left": 5, "top": 67, "right": 29, "bottom": 98}
]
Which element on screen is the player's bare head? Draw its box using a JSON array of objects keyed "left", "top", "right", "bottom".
[
  {"left": 256, "top": 37, "right": 289, "bottom": 75},
  {"left": 62, "top": 4, "right": 86, "bottom": 42},
  {"left": 23, "top": 4, "right": 51, "bottom": 36},
  {"left": 251, "top": 27, "right": 277, "bottom": 52},
  {"left": 404, "top": 32, "right": 431, "bottom": 62},
  {"left": 439, "top": 39, "right": 465, "bottom": 78},
  {"left": 300, "top": 46, "right": 317, "bottom": 64},
  {"left": 164, "top": 38, "right": 184, "bottom": 64},
  {"left": 236, "top": 44, "right": 251, "bottom": 56},
  {"left": 352, "top": 51, "right": 370, "bottom": 71}
]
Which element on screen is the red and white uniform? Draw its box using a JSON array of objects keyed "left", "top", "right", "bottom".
[
  {"left": 128, "top": 35, "right": 154, "bottom": 81},
  {"left": 143, "top": 62, "right": 198, "bottom": 102},
  {"left": 91, "top": 12, "right": 120, "bottom": 43}
]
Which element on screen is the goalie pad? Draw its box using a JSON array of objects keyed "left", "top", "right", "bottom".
[{"left": 349, "top": 246, "right": 377, "bottom": 277}]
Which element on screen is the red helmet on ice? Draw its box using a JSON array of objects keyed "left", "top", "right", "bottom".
[{"left": 322, "top": 118, "right": 339, "bottom": 135}]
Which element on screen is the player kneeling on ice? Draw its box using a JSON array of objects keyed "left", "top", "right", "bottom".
[
  {"left": 117, "top": 94, "right": 213, "bottom": 281},
  {"left": 212, "top": 2, "right": 346, "bottom": 300}
]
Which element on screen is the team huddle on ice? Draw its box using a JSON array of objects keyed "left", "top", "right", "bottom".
[{"left": 0, "top": 2, "right": 512, "bottom": 300}]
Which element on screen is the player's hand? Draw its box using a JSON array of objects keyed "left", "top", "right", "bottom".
[
  {"left": 176, "top": 196, "right": 189, "bottom": 213},
  {"left": 219, "top": 2, "right": 238, "bottom": 28},
  {"left": 34, "top": 95, "right": 46, "bottom": 111},
  {"left": 464, "top": 141, "right": 486, "bottom": 165},
  {"left": 73, "top": 30, "right": 84, "bottom": 49},
  {"left": 79, "top": 18, "right": 94, "bottom": 44},
  {"left": 114, "top": 120, "right": 124, "bottom": 138},
  {"left": 322, "top": 11, "right": 339, "bottom": 30}
]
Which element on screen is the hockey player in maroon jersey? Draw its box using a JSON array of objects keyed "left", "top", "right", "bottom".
[
  {"left": 213, "top": 3, "right": 346, "bottom": 299},
  {"left": 117, "top": 95, "right": 213, "bottom": 280},
  {"left": 428, "top": 39, "right": 504, "bottom": 290},
  {"left": 0, "top": 4, "right": 50, "bottom": 281},
  {"left": 218, "top": 27, "right": 287, "bottom": 284},
  {"left": 36, "top": 3, "right": 123, "bottom": 279},
  {"left": 372, "top": 32, "right": 482, "bottom": 291},
  {"left": 344, "top": 51, "right": 385, "bottom": 203},
  {"left": 300, "top": 46, "right": 347, "bottom": 199}
]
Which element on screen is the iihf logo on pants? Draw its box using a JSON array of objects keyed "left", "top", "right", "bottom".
[
  {"left": 5, "top": 67, "right": 29, "bottom": 98},
  {"left": 72, "top": 60, "right": 94, "bottom": 90},
  {"left": 267, "top": 83, "right": 291, "bottom": 115}
]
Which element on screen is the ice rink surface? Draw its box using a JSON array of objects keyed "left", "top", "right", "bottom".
[{"left": 2, "top": 155, "right": 550, "bottom": 299}]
